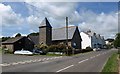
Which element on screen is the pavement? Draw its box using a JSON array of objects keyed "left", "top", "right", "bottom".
[{"left": 2, "top": 49, "right": 117, "bottom": 72}]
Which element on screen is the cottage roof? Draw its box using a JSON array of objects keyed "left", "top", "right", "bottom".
[
  {"left": 2, "top": 36, "right": 25, "bottom": 44},
  {"left": 52, "top": 26, "right": 77, "bottom": 41},
  {"left": 28, "top": 36, "right": 39, "bottom": 45},
  {"left": 39, "top": 17, "right": 52, "bottom": 28}
]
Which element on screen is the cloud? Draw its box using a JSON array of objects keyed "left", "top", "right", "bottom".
[
  {"left": 25, "top": 2, "right": 118, "bottom": 39},
  {"left": 78, "top": 11, "right": 118, "bottom": 39},
  {"left": 29, "top": 29, "right": 36, "bottom": 33},
  {"left": 0, "top": 3, "right": 24, "bottom": 27},
  {"left": 2, "top": 2, "right": 117, "bottom": 39},
  {"left": 25, "top": 2, "right": 78, "bottom": 28},
  {"left": 26, "top": 15, "right": 41, "bottom": 27}
]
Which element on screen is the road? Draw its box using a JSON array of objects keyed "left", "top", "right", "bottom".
[{"left": 2, "top": 49, "right": 117, "bottom": 72}]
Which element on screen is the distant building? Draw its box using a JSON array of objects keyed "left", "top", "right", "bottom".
[
  {"left": 2, "top": 36, "right": 34, "bottom": 52},
  {"left": 80, "top": 30, "right": 105, "bottom": 49},
  {"left": 105, "top": 39, "right": 114, "bottom": 45}
]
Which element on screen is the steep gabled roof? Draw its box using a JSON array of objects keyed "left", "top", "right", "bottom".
[
  {"left": 2, "top": 36, "right": 25, "bottom": 44},
  {"left": 52, "top": 26, "right": 77, "bottom": 41},
  {"left": 28, "top": 36, "right": 39, "bottom": 45},
  {"left": 39, "top": 17, "right": 52, "bottom": 28}
]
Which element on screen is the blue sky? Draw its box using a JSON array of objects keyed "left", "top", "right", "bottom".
[{"left": 1, "top": 2, "right": 118, "bottom": 38}]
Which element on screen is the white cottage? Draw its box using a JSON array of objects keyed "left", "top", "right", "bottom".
[{"left": 80, "top": 30, "right": 105, "bottom": 49}]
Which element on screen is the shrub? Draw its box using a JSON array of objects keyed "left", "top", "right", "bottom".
[
  {"left": 86, "top": 47, "right": 93, "bottom": 51},
  {"left": 47, "top": 44, "right": 73, "bottom": 55},
  {"left": 63, "top": 46, "right": 73, "bottom": 55},
  {"left": 48, "top": 44, "right": 66, "bottom": 52},
  {"left": 34, "top": 44, "right": 48, "bottom": 54},
  {"left": 48, "top": 45, "right": 57, "bottom": 52},
  {"left": 82, "top": 47, "right": 93, "bottom": 53},
  {"left": 57, "top": 44, "right": 66, "bottom": 52}
]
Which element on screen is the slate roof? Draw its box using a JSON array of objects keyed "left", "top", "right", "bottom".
[
  {"left": 82, "top": 30, "right": 95, "bottom": 37},
  {"left": 39, "top": 17, "right": 52, "bottom": 28},
  {"left": 52, "top": 26, "right": 77, "bottom": 41},
  {"left": 28, "top": 36, "right": 39, "bottom": 45},
  {"left": 2, "top": 36, "right": 25, "bottom": 44}
]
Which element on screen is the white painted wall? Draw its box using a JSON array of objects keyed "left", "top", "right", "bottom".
[
  {"left": 80, "top": 32, "right": 91, "bottom": 49},
  {"left": 80, "top": 32, "right": 105, "bottom": 49}
]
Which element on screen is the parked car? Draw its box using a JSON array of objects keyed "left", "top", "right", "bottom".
[
  {"left": 32, "top": 48, "right": 47, "bottom": 55},
  {"left": 93, "top": 48, "right": 101, "bottom": 51},
  {"left": 14, "top": 49, "right": 33, "bottom": 55},
  {"left": 33, "top": 48, "right": 43, "bottom": 54}
]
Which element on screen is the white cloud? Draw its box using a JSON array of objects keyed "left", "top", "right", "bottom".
[
  {"left": 0, "top": 3, "right": 24, "bottom": 27},
  {"left": 27, "top": 15, "right": 41, "bottom": 27},
  {"left": 25, "top": 2, "right": 118, "bottom": 39},
  {"left": 26, "top": 2, "right": 78, "bottom": 28},
  {"left": 29, "top": 29, "right": 36, "bottom": 33},
  {"left": 78, "top": 11, "right": 118, "bottom": 39}
]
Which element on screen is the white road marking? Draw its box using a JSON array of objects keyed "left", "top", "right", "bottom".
[
  {"left": 46, "top": 58, "right": 49, "bottom": 60},
  {"left": 38, "top": 59, "right": 42, "bottom": 61},
  {"left": 56, "top": 65, "right": 74, "bottom": 72},
  {"left": 11, "top": 62, "right": 19, "bottom": 65},
  {"left": 0, "top": 63, "right": 10, "bottom": 66},
  {"left": 1, "top": 56, "right": 63, "bottom": 67},
  {"left": 78, "top": 59, "right": 89, "bottom": 64}
]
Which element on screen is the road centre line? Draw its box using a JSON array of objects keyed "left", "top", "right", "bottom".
[
  {"left": 56, "top": 65, "right": 74, "bottom": 72},
  {"left": 78, "top": 59, "right": 89, "bottom": 64}
]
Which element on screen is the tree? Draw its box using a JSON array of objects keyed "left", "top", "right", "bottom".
[
  {"left": 2, "top": 37, "right": 11, "bottom": 42},
  {"left": 114, "top": 33, "right": 120, "bottom": 48},
  {"left": 28, "top": 32, "right": 39, "bottom": 36},
  {"left": 15, "top": 33, "right": 21, "bottom": 37}
]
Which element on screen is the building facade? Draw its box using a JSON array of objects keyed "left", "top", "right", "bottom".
[
  {"left": 39, "top": 18, "right": 82, "bottom": 49},
  {"left": 80, "top": 30, "right": 105, "bottom": 49}
]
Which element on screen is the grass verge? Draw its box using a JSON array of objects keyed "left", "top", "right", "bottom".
[{"left": 102, "top": 53, "right": 118, "bottom": 72}]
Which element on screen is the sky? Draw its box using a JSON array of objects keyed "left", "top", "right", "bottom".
[{"left": 0, "top": 2, "right": 118, "bottom": 39}]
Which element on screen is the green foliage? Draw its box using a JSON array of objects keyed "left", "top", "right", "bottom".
[
  {"left": 81, "top": 47, "right": 93, "bottom": 53},
  {"left": 35, "top": 44, "right": 48, "bottom": 52},
  {"left": 47, "top": 44, "right": 73, "bottom": 55},
  {"left": 48, "top": 44, "right": 66, "bottom": 52},
  {"left": 28, "top": 32, "right": 39, "bottom": 36},
  {"left": 86, "top": 47, "right": 93, "bottom": 51},
  {"left": 48, "top": 45, "right": 58, "bottom": 52},
  {"left": 114, "top": 33, "right": 120, "bottom": 48},
  {"left": 2, "top": 37, "right": 11, "bottom": 42},
  {"left": 102, "top": 53, "right": 118, "bottom": 72},
  {"left": 15, "top": 33, "right": 21, "bottom": 37},
  {"left": 106, "top": 44, "right": 113, "bottom": 49}
]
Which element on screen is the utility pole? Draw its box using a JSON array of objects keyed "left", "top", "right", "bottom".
[{"left": 66, "top": 17, "right": 68, "bottom": 55}]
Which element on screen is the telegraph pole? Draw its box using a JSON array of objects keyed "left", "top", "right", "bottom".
[{"left": 66, "top": 17, "right": 68, "bottom": 55}]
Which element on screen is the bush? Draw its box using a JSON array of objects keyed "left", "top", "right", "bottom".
[
  {"left": 82, "top": 47, "right": 93, "bottom": 53},
  {"left": 48, "top": 44, "right": 66, "bottom": 52},
  {"left": 48, "top": 45, "right": 57, "bottom": 52},
  {"left": 63, "top": 46, "right": 73, "bottom": 55},
  {"left": 47, "top": 44, "right": 73, "bottom": 55},
  {"left": 86, "top": 47, "right": 93, "bottom": 51},
  {"left": 34, "top": 44, "right": 48, "bottom": 54}
]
